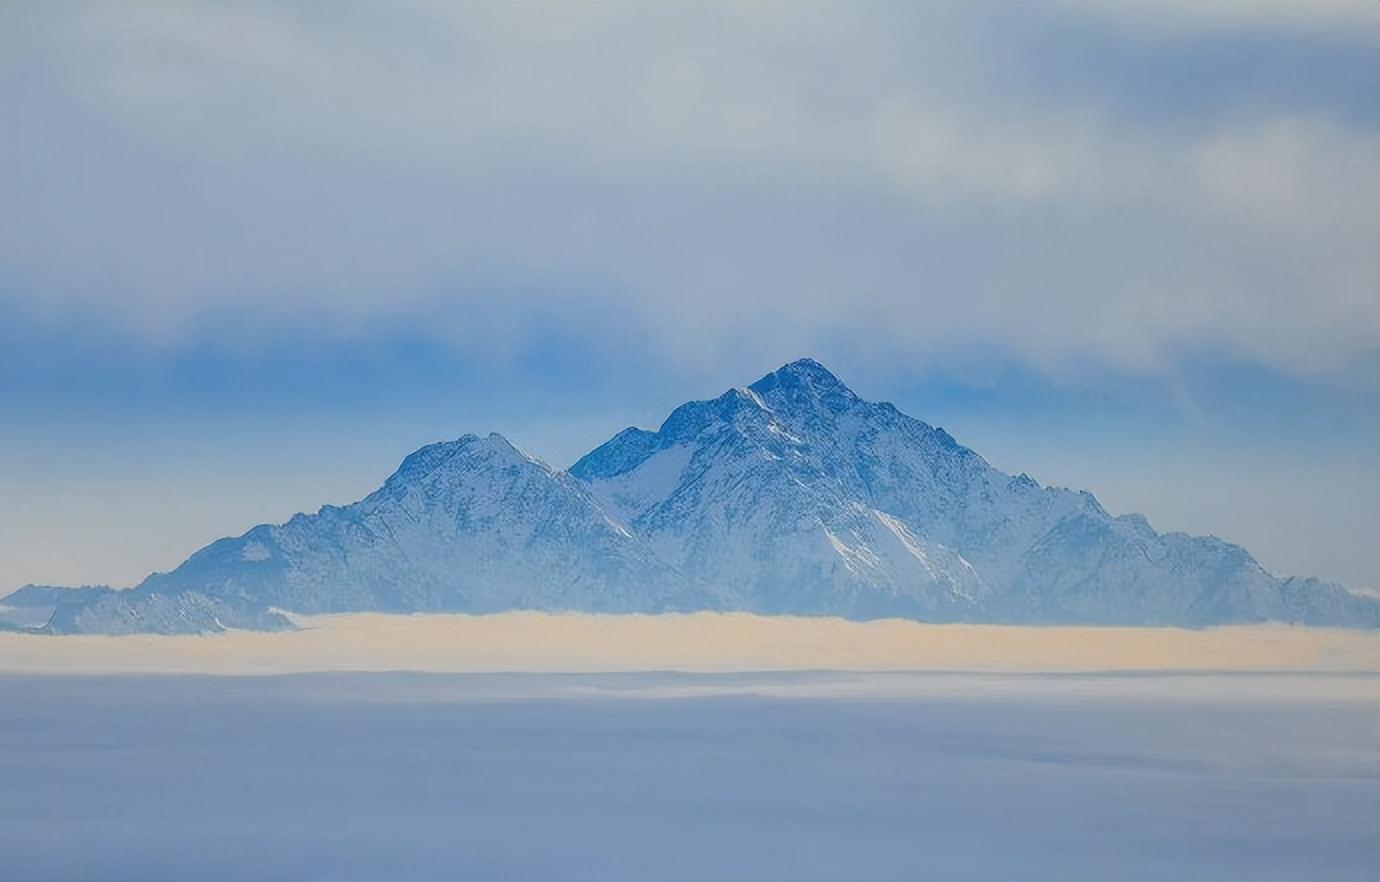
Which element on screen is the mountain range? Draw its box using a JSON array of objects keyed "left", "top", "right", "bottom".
[{"left": 6, "top": 359, "right": 1376, "bottom": 633}]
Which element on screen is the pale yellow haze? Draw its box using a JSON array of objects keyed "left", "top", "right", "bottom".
[{"left": 1, "top": 612, "right": 1375, "bottom": 676}]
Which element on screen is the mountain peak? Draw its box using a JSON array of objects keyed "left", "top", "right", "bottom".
[
  {"left": 458, "top": 432, "right": 549, "bottom": 472},
  {"left": 475, "top": 431, "right": 524, "bottom": 456},
  {"left": 753, "top": 357, "right": 844, "bottom": 387},
  {"left": 749, "top": 358, "right": 858, "bottom": 416},
  {"left": 383, "top": 431, "right": 536, "bottom": 489}
]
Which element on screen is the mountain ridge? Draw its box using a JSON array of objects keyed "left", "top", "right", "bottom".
[{"left": 8, "top": 358, "right": 1377, "bottom": 633}]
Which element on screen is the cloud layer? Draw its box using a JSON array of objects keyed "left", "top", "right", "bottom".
[{"left": 3, "top": 2, "right": 1376, "bottom": 378}]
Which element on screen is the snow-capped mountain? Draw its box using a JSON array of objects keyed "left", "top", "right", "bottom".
[
  {"left": 26, "top": 433, "right": 695, "bottom": 634},
  {"left": 9, "top": 359, "right": 1377, "bottom": 633}
]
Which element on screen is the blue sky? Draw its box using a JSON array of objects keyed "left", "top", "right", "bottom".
[{"left": 1, "top": 2, "right": 1376, "bottom": 593}]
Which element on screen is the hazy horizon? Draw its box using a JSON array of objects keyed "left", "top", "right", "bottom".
[{"left": 5, "top": 611, "right": 1377, "bottom": 676}]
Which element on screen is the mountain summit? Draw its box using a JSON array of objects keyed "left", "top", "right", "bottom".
[{"left": 9, "top": 360, "right": 1377, "bottom": 633}]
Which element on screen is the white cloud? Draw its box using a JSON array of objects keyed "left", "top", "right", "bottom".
[{"left": 0, "top": 2, "right": 1375, "bottom": 377}]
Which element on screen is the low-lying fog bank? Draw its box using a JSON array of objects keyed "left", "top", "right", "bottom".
[
  {"left": 1, "top": 671, "right": 1376, "bottom": 881},
  {"left": 1, "top": 611, "right": 1374, "bottom": 675}
]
